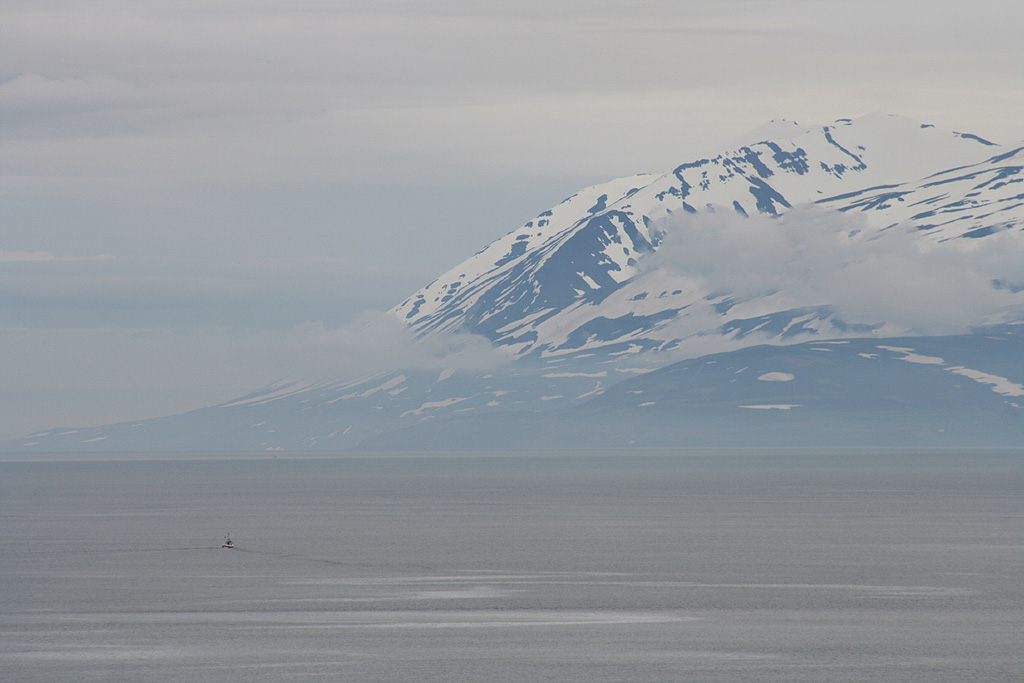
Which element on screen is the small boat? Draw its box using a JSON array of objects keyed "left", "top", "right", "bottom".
[{"left": 222, "top": 534, "right": 235, "bottom": 549}]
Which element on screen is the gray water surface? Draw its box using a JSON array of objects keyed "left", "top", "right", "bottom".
[{"left": 2, "top": 450, "right": 1021, "bottom": 681}]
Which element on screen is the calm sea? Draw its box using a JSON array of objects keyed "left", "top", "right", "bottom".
[{"left": 1, "top": 450, "right": 1021, "bottom": 682}]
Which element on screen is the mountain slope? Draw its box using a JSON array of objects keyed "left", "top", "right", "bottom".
[{"left": 360, "top": 324, "right": 1024, "bottom": 450}]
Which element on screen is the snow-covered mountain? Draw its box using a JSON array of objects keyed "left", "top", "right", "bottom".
[
  {"left": 5, "top": 114, "right": 1022, "bottom": 452},
  {"left": 392, "top": 113, "right": 1006, "bottom": 360}
]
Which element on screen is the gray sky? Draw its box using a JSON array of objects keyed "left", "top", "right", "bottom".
[{"left": 3, "top": 0, "right": 1024, "bottom": 437}]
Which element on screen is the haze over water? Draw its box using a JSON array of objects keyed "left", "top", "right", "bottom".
[{"left": 2, "top": 450, "right": 1021, "bottom": 682}]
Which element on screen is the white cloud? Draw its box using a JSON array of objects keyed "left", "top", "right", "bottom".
[
  {"left": 280, "top": 311, "right": 513, "bottom": 383},
  {"left": 648, "top": 206, "right": 1024, "bottom": 334},
  {"left": 4, "top": 1, "right": 1023, "bottom": 184}
]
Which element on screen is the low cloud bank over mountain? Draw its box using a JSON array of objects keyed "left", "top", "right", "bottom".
[{"left": 647, "top": 206, "right": 1024, "bottom": 335}]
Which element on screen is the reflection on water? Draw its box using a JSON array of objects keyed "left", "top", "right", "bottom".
[{"left": 2, "top": 450, "right": 1022, "bottom": 682}]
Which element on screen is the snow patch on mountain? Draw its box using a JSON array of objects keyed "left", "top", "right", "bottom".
[
  {"left": 876, "top": 344, "right": 1024, "bottom": 397},
  {"left": 740, "top": 404, "right": 803, "bottom": 410},
  {"left": 757, "top": 372, "right": 795, "bottom": 382},
  {"left": 878, "top": 347, "right": 945, "bottom": 365},
  {"left": 946, "top": 367, "right": 1024, "bottom": 396}
]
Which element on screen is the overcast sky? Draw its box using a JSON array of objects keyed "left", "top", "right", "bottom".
[{"left": 3, "top": 0, "right": 1024, "bottom": 437}]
